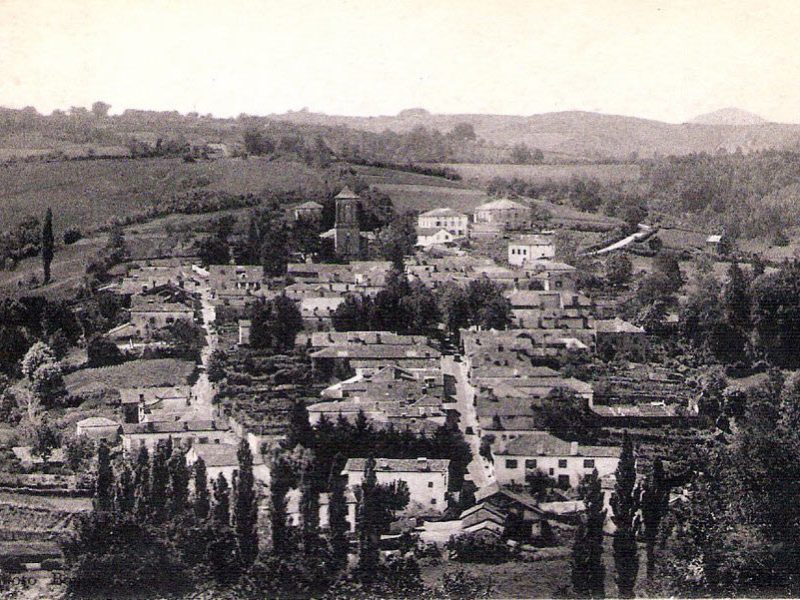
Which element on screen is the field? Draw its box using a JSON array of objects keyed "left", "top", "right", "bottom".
[
  {"left": 373, "top": 184, "right": 489, "bottom": 214},
  {"left": 64, "top": 358, "right": 196, "bottom": 396},
  {"left": 0, "top": 155, "right": 327, "bottom": 232},
  {"left": 439, "top": 163, "right": 641, "bottom": 186}
]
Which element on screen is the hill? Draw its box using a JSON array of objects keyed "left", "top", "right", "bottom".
[
  {"left": 271, "top": 109, "right": 800, "bottom": 159},
  {"left": 688, "top": 107, "right": 768, "bottom": 126}
]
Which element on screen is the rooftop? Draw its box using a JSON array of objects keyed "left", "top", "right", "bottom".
[
  {"left": 594, "top": 318, "right": 645, "bottom": 334},
  {"left": 121, "top": 419, "right": 228, "bottom": 435},
  {"left": 419, "top": 207, "right": 467, "bottom": 218},
  {"left": 476, "top": 198, "right": 530, "bottom": 211},
  {"left": 335, "top": 186, "right": 360, "bottom": 200},
  {"left": 498, "top": 432, "right": 622, "bottom": 458},
  {"left": 512, "top": 234, "right": 554, "bottom": 246},
  {"left": 343, "top": 457, "right": 450, "bottom": 473},
  {"left": 188, "top": 443, "right": 264, "bottom": 466}
]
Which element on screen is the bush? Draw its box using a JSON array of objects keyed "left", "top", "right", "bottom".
[
  {"left": 86, "top": 335, "right": 124, "bottom": 368},
  {"left": 446, "top": 532, "right": 511, "bottom": 564},
  {"left": 63, "top": 228, "right": 82, "bottom": 245}
]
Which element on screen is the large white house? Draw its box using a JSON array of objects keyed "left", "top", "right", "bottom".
[
  {"left": 508, "top": 234, "right": 555, "bottom": 266},
  {"left": 494, "top": 432, "right": 620, "bottom": 489},
  {"left": 417, "top": 208, "right": 469, "bottom": 236},
  {"left": 473, "top": 199, "right": 532, "bottom": 231},
  {"left": 342, "top": 457, "right": 450, "bottom": 512},
  {"left": 416, "top": 227, "right": 460, "bottom": 248}
]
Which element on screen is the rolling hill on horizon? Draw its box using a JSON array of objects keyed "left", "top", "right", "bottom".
[{"left": 270, "top": 107, "right": 800, "bottom": 160}]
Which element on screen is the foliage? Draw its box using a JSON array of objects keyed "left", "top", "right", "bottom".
[
  {"left": 86, "top": 334, "right": 125, "bottom": 368},
  {"left": 30, "top": 419, "right": 60, "bottom": 464},
  {"left": 249, "top": 294, "right": 304, "bottom": 352},
  {"left": 640, "top": 458, "right": 670, "bottom": 578},
  {"left": 31, "top": 361, "right": 66, "bottom": 406},
  {"left": 41, "top": 207, "right": 54, "bottom": 283},
  {"left": 232, "top": 439, "right": 259, "bottom": 567},
  {"left": 610, "top": 432, "right": 639, "bottom": 598},
  {"left": 605, "top": 253, "right": 633, "bottom": 288},
  {"left": 572, "top": 469, "right": 607, "bottom": 598},
  {"left": 465, "top": 279, "right": 513, "bottom": 330},
  {"left": 446, "top": 532, "right": 511, "bottom": 564},
  {"left": 21, "top": 341, "right": 56, "bottom": 380}
]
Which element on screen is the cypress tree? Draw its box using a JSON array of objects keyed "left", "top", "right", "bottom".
[
  {"left": 168, "top": 450, "right": 191, "bottom": 517},
  {"left": 133, "top": 445, "right": 150, "bottom": 520},
  {"left": 93, "top": 441, "right": 114, "bottom": 513},
  {"left": 299, "top": 452, "right": 320, "bottom": 556},
  {"left": 269, "top": 451, "right": 293, "bottom": 555},
  {"left": 193, "top": 457, "right": 210, "bottom": 520},
  {"left": 232, "top": 439, "right": 259, "bottom": 567},
  {"left": 572, "top": 469, "right": 607, "bottom": 598},
  {"left": 611, "top": 432, "right": 640, "bottom": 598},
  {"left": 41, "top": 208, "right": 54, "bottom": 284},
  {"left": 328, "top": 453, "right": 350, "bottom": 571},
  {"left": 114, "top": 462, "right": 135, "bottom": 513},
  {"left": 285, "top": 400, "right": 314, "bottom": 450},
  {"left": 212, "top": 473, "right": 231, "bottom": 527},
  {"left": 357, "top": 457, "right": 380, "bottom": 576},
  {"left": 641, "top": 458, "right": 670, "bottom": 578},
  {"left": 149, "top": 441, "right": 170, "bottom": 523}
]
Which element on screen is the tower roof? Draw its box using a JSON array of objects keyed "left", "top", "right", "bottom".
[{"left": 335, "top": 186, "right": 360, "bottom": 200}]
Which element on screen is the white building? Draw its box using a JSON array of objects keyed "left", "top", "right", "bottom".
[
  {"left": 473, "top": 199, "right": 532, "bottom": 231},
  {"left": 508, "top": 234, "right": 555, "bottom": 266},
  {"left": 417, "top": 208, "right": 469, "bottom": 236},
  {"left": 76, "top": 417, "right": 120, "bottom": 442},
  {"left": 342, "top": 457, "right": 450, "bottom": 512},
  {"left": 185, "top": 443, "right": 271, "bottom": 487},
  {"left": 416, "top": 228, "right": 459, "bottom": 248},
  {"left": 494, "top": 432, "right": 620, "bottom": 489}
]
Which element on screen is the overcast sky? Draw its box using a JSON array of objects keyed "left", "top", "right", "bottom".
[{"left": 1, "top": 0, "right": 798, "bottom": 123}]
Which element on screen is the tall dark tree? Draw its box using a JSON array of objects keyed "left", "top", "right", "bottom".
[
  {"left": 285, "top": 400, "right": 314, "bottom": 450},
  {"left": 41, "top": 208, "right": 54, "bottom": 283},
  {"left": 94, "top": 441, "right": 114, "bottom": 513},
  {"left": 133, "top": 445, "right": 150, "bottom": 521},
  {"left": 641, "top": 458, "right": 670, "bottom": 578},
  {"left": 269, "top": 451, "right": 294, "bottom": 555},
  {"left": 249, "top": 295, "right": 303, "bottom": 352},
  {"left": 357, "top": 457, "right": 381, "bottom": 577},
  {"left": 168, "top": 450, "right": 191, "bottom": 516},
  {"left": 114, "top": 462, "right": 135, "bottom": 514},
  {"left": 572, "top": 469, "right": 606, "bottom": 598},
  {"left": 611, "top": 432, "right": 640, "bottom": 598},
  {"left": 328, "top": 453, "right": 350, "bottom": 571},
  {"left": 148, "top": 441, "right": 170, "bottom": 523},
  {"left": 299, "top": 452, "right": 320, "bottom": 556},
  {"left": 232, "top": 439, "right": 259, "bottom": 567},
  {"left": 212, "top": 473, "right": 231, "bottom": 527},
  {"left": 722, "top": 261, "right": 751, "bottom": 331},
  {"left": 192, "top": 457, "right": 210, "bottom": 520}
]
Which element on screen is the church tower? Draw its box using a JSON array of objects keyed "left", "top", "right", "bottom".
[{"left": 333, "top": 186, "right": 361, "bottom": 258}]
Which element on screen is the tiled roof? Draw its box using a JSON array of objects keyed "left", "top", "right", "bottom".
[
  {"left": 416, "top": 227, "right": 453, "bottom": 237},
  {"left": 512, "top": 234, "right": 553, "bottom": 246},
  {"left": 311, "top": 344, "right": 441, "bottom": 359},
  {"left": 77, "top": 417, "right": 119, "bottom": 427},
  {"left": 594, "top": 318, "right": 645, "bottom": 334},
  {"left": 121, "top": 419, "right": 228, "bottom": 435},
  {"left": 475, "top": 199, "right": 530, "bottom": 211},
  {"left": 295, "top": 201, "right": 324, "bottom": 210},
  {"left": 188, "top": 443, "right": 264, "bottom": 467},
  {"left": 335, "top": 186, "right": 360, "bottom": 199},
  {"left": 344, "top": 457, "right": 450, "bottom": 473},
  {"left": 419, "top": 208, "right": 467, "bottom": 218},
  {"left": 498, "top": 432, "right": 621, "bottom": 458}
]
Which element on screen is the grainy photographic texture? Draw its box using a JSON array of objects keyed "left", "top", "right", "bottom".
[{"left": 0, "top": 0, "right": 799, "bottom": 597}]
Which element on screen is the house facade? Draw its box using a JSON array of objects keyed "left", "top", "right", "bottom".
[
  {"left": 508, "top": 234, "right": 555, "bottom": 266},
  {"left": 343, "top": 457, "right": 450, "bottom": 511},
  {"left": 417, "top": 208, "right": 469, "bottom": 236}
]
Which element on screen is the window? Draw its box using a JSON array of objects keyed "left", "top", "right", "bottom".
[
  {"left": 431, "top": 498, "right": 437, "bottom": 505},
  {"left": 505, "top": 459, "right": 518, "bottom": 469},
  {"left": 549, "top": 468, "right": 554, "bottom": 475},
  {"left": 525, "top": 459, "right": 537, "bottom": 469},
  {"left": 428, "top": 481, "right": 434, "bottom": 488},
  {"left": 558, "top": 459, "right": 567, "bottom": 468},
  {"left": 558, "top": 474, "right": 571, "bottom": 488},
  {"left": 584, "top": 459, "right": 595, "bottom": 469}
]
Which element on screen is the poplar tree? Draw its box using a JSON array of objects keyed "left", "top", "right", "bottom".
[
  {"left": 572, "top": 469, "right": 606, "bottom": 598},
  {"left": 269, "top": 451, "right": 293, "bottom": 555},
  {"left": 328, "top": 453, "right": 350, "bottom": 571},
  {"left": 93, "top": 441, "right": 114, "bottom": 513},
  {"left": 209, "top": 473, "right": 240, "bottom": 584},
  {"left": 149, "top": 441, "right": 170, "bottom": 523},
  {"left": 299, "top": 452, "right": 320, "bottom": 556},
  {"left": 41, "top": 208, "right": 54, "bottom": 283},
  {"left": 193, "top": 457, "right": 210, "bottom": 520},
  {"left": 168, "top": 450, "right": 191, "bottom": 516},
  {"left": 357, "top": 457, "right": 380, "bottom": 576},
  {"left": 133, "top": 445, "right": 150, "bottom": 520},
  {"left": 213, "top": 473, "right": 231, "bottom": 527},
  {"left": 611, "top": 432, "right": 640, "bottom": 598},
  {"left": 232, "top": 439, "right": 259, "bottom": 567},
  {"left": 114, "top": 462, "right": 135, "bottom": 513},
  {"left": 641, "top": 458, "right": 670, "bottom": 577}
]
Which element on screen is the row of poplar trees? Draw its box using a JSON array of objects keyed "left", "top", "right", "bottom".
[{"left": 571, "top": 432, "right": 671, "bottom": 599}]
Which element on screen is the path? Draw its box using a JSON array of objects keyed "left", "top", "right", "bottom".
[
  {"left": 586, "top": 224, "right": 652, "bottom": 256},
  {"left": 182, "top": 283, "right": 218, "bottom": 421},
  {"left": 442, "top": 355, "right": 494, "bottom": 489}
]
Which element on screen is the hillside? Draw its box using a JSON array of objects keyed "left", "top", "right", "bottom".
[
  {"left": 688, "top": 107, "right": 768, "bottom": 126},
  {"left": 271, "top": 109, "right": 800, "bottom": 159}
]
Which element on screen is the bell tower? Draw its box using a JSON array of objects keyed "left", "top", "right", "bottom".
[{"left": 334, "top": 186, "right": 361, "bottom": 258}]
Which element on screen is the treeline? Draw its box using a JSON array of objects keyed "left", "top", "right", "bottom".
[{"left": 345, "top": 157, "right": 462, "bottom": 181}]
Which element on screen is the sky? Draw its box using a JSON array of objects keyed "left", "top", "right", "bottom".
[{"left": 1, "top": 0, "right": 799, "bottom": 123}]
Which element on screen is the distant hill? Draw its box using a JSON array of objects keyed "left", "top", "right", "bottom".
[
  {"left": 689, "top": 107, "right": 768, "bottom": 126},
  {"left": 271, "top": 109, "right": 800, "bottom": 160}
]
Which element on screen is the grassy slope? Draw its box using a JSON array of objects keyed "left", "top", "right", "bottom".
[
  {"left": 440, "top": 163, "right": 641, "bottom": 187},
  {"left": 64, "top": 358, "right": 196, "bottom": 395}
]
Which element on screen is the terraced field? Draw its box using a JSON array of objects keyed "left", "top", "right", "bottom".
[{"left": 438, "top": 162, "right": 641, "bottom": 187}]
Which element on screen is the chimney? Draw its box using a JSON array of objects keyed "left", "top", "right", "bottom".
[
  {"left": 416, "top": 457, "right": 429, "bottom": 470},
  {"left": 183, "top": 422, "right": 189, "bottom": 431},
  {"left": 570, "top": 441, "right": 579, "bottom": 456},
  {"left": 536, "top": 441, "right": 544, "bottom": 455}
]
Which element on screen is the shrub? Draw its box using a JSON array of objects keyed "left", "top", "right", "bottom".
[
  {"left": 446, "top": 532, "right": 511, "bottom": 564},
  {"left": 86, "top": 335, "right": 124, "bottom": 368},
  {"left": 63, "top": 228, "right": 82, "bottom": 245}
]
